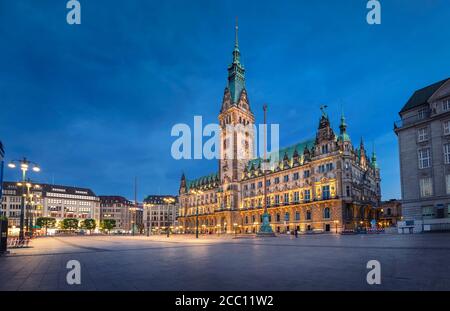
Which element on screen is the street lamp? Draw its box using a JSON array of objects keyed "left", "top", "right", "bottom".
[
  {"left": 144, "top": 203, "right": 154, "bottom": 237},
  {"left": 25, "top": 183, "right": 41, "bottom": 238},
  {"left": 334, "top": 220, "right": 339, "bottom": 234},
  {"left": 163, "top": 197, "right": 176, "bottom": 238},
  {"left": 190, "top": 189, "right": 203, "bottom": 239},
  {"left": 8, "top": 158, "right": 40, "bottom": 240}
]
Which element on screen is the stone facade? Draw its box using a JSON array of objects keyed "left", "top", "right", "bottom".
[
  {"left": 143, "top": 195, "right": 178, "bottom": 235},
  {"left": 395, "top": 78, "right": 450, "bottom": 232},
  {"left": 378, "top": 199, "right": 402, "bottom": 227},
  {"left": 99, "top": 195, "right": 135, "bottom": 232},
  {"left": 177, "top": 25, "right": 381, "bottom": 234}
]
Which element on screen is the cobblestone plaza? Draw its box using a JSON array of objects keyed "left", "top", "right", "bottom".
[{"left": 1, "top": 234, "right": 449, "bottom": 291}]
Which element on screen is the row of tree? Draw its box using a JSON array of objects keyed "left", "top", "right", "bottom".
[{"left": 36, "top": 217, "right": 117, "bottom": 235}]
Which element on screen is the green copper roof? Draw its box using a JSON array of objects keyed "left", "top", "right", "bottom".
[
  {"left": 246, "top": 139, "right": 315, "bottom": 170},
  {"left": 371, "top": 151, "right": 378, "bottom": 169},
  {"left": 338, "top": 132, "right": 351, "bottom": 142},
  {"left": 227, "top": 20, "right": 245, "bottom": 104},
  {"left": 186, "top": 172, "right": 219, "bottom": 191},
  {"left": 338, "top": 112, "right": 351, "bottom": 142}
]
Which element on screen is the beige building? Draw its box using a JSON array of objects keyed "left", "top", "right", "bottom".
[
  {"left": 177, "top": 25, "right": 381, "bottom": 234},
  {"left": 99, "top": 196, "right": 135, "bottom": 232},
  {"left": 378, "top": 199, "right": 402, "bottom": 227},
  {"left": 143, "top": 195, "right": 178, "bottom": 235}
]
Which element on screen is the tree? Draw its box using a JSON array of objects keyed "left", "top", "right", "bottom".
[
  {"left": 60, "top": 218, "right": 79, "bottom": 231},
  {"left": 100, "top": 219, "right": 116, "bottom": 234},
  {"left": 36, "top": 217, "right": 56, "bottom": 236},
  {"left": 80, "top": 219, "right": 96, "bottom": 234}
]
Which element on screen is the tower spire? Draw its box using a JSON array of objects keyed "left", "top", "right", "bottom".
[
  {"left": 371, "top": 141, "right": 378, "bottom": 168},
  {"left": 235, "top": 16, "right": 239, "bottom": 50},
  {"left": 227, "top": 17, "right": 245, "bottom": 104}
]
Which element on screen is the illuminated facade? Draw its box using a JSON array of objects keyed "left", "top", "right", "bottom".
[
  {"left": 1, "top": 181, "right": 100, "bottom": 227},
  {"left": 99, "top": 195, "right": 134, "bottom": 232},
  {"left": 177, "top": 25, "right": 381, "bottom": 234},
  {"left": 143, "top": 195, "right": 178, "bottom": 235}
]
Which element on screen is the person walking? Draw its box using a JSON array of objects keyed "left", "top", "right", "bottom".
[{"left": 294, "top": 229, "right": 298, "bottom": 238}]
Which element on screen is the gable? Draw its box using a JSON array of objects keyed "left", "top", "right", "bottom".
[{"left": 400, "top": 78, "right": 450, "bottom": 114}]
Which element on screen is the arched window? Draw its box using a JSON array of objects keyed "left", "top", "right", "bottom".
[
  {"left": 306, "top": 210, "right": 312, "bottom": 220},
  {"left": 245, "top": 216, "right": 248, "bottom": 224},
  {"left": 387, "top": 208, "right": 392, "bottom": 216},
  {"left": 276, "top": 213, "right": 281, "bottom": 222},
  {"left": 285, "top": 212, "right": 290, "bottom": 221},
  {"left": 324, "top": 207, "right": 330, "bottom": 219}
]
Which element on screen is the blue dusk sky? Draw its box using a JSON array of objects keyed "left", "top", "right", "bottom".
[{"left": 0, "top": 0, "right": 449, "bottom": 200}]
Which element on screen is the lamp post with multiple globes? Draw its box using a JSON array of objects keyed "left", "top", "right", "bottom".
[
  {"left": 190, "top": 189, "right": 203, "bottom": 239},
  {"left": 8, "top": 158, "right": 40, "bottom": 241},
  {"left": 163, "top": 196, "right": 176, "bottom": 237}
]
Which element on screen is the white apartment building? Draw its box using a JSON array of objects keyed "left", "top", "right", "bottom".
[{"left": 1, "top": 181, "right": 100, "bottom": 228}]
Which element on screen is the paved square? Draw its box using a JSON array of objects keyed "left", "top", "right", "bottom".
[{"left": 1, "top": 233, "right": 450, "bottom": 290}]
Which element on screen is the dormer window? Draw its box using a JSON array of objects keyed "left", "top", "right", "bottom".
[
  {"left": 418, "top": 108, "right": 428, "bottom": 120},
  {"left": 321, "top": 144, "right": 329, "bottom": 154},
  {"left": 443, "top": 99, "right": 450, "bottom": 112}
]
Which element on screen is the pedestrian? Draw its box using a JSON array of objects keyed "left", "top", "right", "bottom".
[{"left": 295, "top": 229, "right": 298, "bottom": 238}]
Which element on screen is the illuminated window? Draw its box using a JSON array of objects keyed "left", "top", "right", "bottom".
[
  {"left": 285, "top": 212, "right": 290, "bottom": 221},
  {"left": 323, "top": 207, "right": 330, "bottom": 219},
  {"left": 293, "top": 191, "right": 299, "bottom": 203},
  {"left": 322, "top": 185, "right": 330, "bottom": 200},
  {"left": 304, "top": 190, "right": 311, "bottom": 202}
]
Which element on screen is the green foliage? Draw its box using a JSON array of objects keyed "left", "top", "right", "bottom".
[
  {"left": 100, "top": 219, "right": 116, "bottom": 232},
  {"left": 36, "top": 217, "right": 56, "bottom": 229},
  {"left": 0, "top": 215, "right": 8, "bottom": 221},
  {"left": 60, "top": 218, "right": 79, "bottom": 230},
  {"left": 80, "top": 218, "right": 96, "bottom": 231}
]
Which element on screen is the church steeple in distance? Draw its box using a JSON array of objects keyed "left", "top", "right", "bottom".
[{"left": 228, "top": 17, "right": 246, "bottom": 104}]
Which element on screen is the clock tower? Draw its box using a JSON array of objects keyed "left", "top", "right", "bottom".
[{"left": 218, "top": 20, "right": 255, "bottom": 210}]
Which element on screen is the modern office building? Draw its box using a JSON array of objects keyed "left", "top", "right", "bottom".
[
  {"left": 177, "top": 25, "right": 381, "bottom": 234},
  {"left": 143, "top": 195, "right": 178, "bottom": 235},
  {"left": 99, "top": 196, "right": 136, "bottom": 233},
  {"left": 395, "top": 77, "right": 450, "bottom": 232},
  {"left": 1, "top": 181, "right": 100, "bottom": 228}
]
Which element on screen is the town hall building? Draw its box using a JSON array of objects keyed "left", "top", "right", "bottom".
[{"left": 177, "top": 24, "right": 381, "bottom": 234}]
